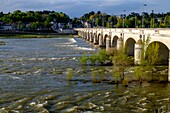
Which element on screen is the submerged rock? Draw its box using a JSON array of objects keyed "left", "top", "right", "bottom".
[
  {"left": 88, "top": 102, "right": 97, "bottom": 109},
  {"left": 0, "top": 41, "right": 5, "bottom": 46},
  {"left": 65, "top": 106, "right": 78, "bottom": 112},
  {"left": 0, "top": 108, "right": 8, "bottom": 113}
]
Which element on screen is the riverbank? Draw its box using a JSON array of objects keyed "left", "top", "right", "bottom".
[{"left": 0, "top": 30, "right": 78, "bottom": 38}]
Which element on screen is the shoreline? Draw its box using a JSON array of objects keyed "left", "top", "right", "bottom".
[{"left": 0, "top": 30, "right": 78, "bottom": 38}]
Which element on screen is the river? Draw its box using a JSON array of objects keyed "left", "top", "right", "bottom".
[{"left": 0, "top": 37, "right": 170, "bottom": 113}]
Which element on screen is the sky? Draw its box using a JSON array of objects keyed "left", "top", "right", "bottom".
[{"left": 0, "top": 0, "right": 170, "bottom": 18}]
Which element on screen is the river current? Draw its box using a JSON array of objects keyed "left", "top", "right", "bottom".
[{"left": 0, "top": 37, "right": 170, "bottom": 113}]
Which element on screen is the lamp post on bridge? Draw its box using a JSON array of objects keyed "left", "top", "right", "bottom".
[
  {"left": 122, "top": 10, "right": 126, "bottom": 28},
  {"left": 152, "top": 10, "right": 154, "bottom": 28},
  {"left": 102, "top": 12, "right": 106, "bottom": 28},
  {"left": 142, "top": 4, "right": 147, "bottom": 28}
]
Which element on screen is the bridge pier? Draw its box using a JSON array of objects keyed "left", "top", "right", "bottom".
[
  {"left": 169, "top": 51, "right": 170, "bottom": 82},
  {"left": 90, "top": 33, "right": 93, "bottom": 42},
  {"left": 106, "top": 37, "right": 111, "bottom": 51},
  {"left": 84, "top": 32, "right": 86, "bottom": 39},
  {"left": 87, "top": 33, "right": 90, "bottom": 41},
  {"left": 93, "top": 34, "right": 98, "bottom": 45},
  {"left": 99, "top": 34, "right": 103, "bottom": 47},
  {"left": 117, "top": 37, "right": 123, "bottom": 50},
  {"left": 134, "top": 39, "right": 143, "bottom": 65}
]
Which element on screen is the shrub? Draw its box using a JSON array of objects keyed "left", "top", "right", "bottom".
[
  {"left": 80, "top": 54, "right": 89, "bottom": 65},
  {"left": 107, "top": 48, "right": 118, "bottom": 56},
  {"left": 89, "top": 54, "right": 97, "bottom": 65},
  {"left": 96, "top": 49, "right": 111, "bottom": 65},
  {"left": 66, "top": 68, "right": 73, "bottom": 81}
]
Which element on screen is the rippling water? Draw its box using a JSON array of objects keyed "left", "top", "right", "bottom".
[{"left": 0, "top": 37, "right": 170, "bottom": 113}]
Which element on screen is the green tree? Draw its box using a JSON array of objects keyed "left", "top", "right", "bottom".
[
  {"left": 133, "top": 36, "right": 160, "bottom": 82},
  {"left": 95, "top": 17, "right": 102, "bottom": 26},
  {"left": 159, "top": 18, "right": 166, "bottom": 28},
  {"left": 96, "top": 49, "right": 111, "bottom": 65},
  {"left": 80, "top": 54, "right": 89, "bottom": 65},
  {"left": 113, "top": 47, "right": 131, "bottom": 80},
  {"left": 106, "top": 22, "right": 111, "bottom": 28},
  {"left": 116, "top": 18, "right": 123, "bottom": 28},
  {"left": 145, "top": 42, "right": 160, "bottom": 78},
  {"left": 127, "top": 17, "right": 136, "bottom": 28},
  {"left": 17, "top": 21, "right": 25, "bottom": 30},
  {"left": 30, "top": 21, "right": 40, "bottom": 30},
  {"left": 165, "top": 15, "right": 170, "bottom": 27},
  {"left": 89, "top": 15, "right": 94, "bottom": 21},
  {"left": 44, "top": 20, "right": 51, "bottom": 29}
]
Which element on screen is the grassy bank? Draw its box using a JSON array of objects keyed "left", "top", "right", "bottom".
[
  {"left": 0, "top": 30, "right": 78, "bottom": 38},
  {"left": 0, "top": 34, "right": 81, "bottom": 38},
  {"left": 0, "top": 34, "right": 72, "bottom": 38}
]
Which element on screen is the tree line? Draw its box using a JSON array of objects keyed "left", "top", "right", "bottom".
[
  {"left": 1, "top": 10, "right": 170, "bottom": 30},
  {"left": 0, "top": 10, "right": 70, "bottom": 30},
  {"left": 74, "top": 11, "right": 170, "bottom": 28}
]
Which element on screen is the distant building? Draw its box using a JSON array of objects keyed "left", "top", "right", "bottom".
[
  {"left": 84, "top": 21, "right": 91, "bottom": 28},
  {"left": 51, "top": 19, "right": 58, "bottom": 31},
  {"left": 0, "top": 21, "right": 4, "bottom": 29},
  {"left": 58, "top": 23, "right": 65, "bottom": 29},
  {"left": 2, "top": 24, "right": 13, "bottom": 30},
  {"left": 0, "top": 21, "right": 3, "bottom": 25},
  {"left": 68, "top": 22, "right": 73, "bottom": 29}
]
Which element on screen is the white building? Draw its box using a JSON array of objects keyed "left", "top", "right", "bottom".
[
  {"left": 84, "top": 21, "right": 91, "bottom": 28},
  {"left": 2, "top": 24, "right": 13, "bottom": 30},
  {"left": 68, "top": 22, "right": 73, "bottom": 29}
]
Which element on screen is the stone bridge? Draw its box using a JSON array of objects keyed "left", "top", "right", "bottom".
[{"left": 75, "top": 28, "right": 170, "bottom": 82}]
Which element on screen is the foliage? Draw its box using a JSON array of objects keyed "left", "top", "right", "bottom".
[
  {"left": 96, "top": 49, "right": 111, "bottom": 65},
  {"left": 113, "top": 47, "right": 131, "bottom": 80},
  {"left": 122, "top": 77, "right": 129, "bottom": 87},
  {"left": 95, "top": 18, "right": 102, "bottom": 26},
  {"left": 66, "top": 68, "right": 73, "bottom": 81},
  {"left": 113, "top": 66, "right": 122, "bottom": 83},
  {"left": 91, "top": 70, "right": 98, "bottom": 83},
  {"left": 80, "top": 54, "right": 89, "bottom": 65},
  {"left": 165, "top": 15, "right": 170, "bottom": 27},
  {"left": 1, "top": 10, "right": 170, "bottom": 29},
  {"left": 133, "top": 36, "right": 161, "bottom": 82},
  {"left": 80, "top": 49, "right": 112, "bottom": 66},
  {"left": 133, "top": 66, "right": 146, "bottom": 83},
  {"left": 89, "top": 54, "right": 98, "bottom": 65},
  {"left": 0, "top": 10, "right": 70, "bottom": 30},
  {"left": 145, "top": 42, "right": 160, "bottom": 66},
  {"left": 116, "top": 18, "right": 123, "bottom": 28},
  {"left": 75, "top": 11, "right": 170, "bottom": 28}
]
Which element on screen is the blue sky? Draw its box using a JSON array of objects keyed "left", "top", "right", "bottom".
[{"left": 0, "top": 0, "right": 170, "bottom": 18}]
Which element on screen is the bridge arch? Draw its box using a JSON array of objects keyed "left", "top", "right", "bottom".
[
  {"left": 93, "top": 33, "right": 98, "bottom": 44},
  {"left": 125, "top": 38, "right": 136, "bottom": 56},
  {"left": 103, "top": 34, "right": 109, "bottom": 47},
  {"left": 90, "top": 32, "right": 93, "bottom": 42},
  {"left": 87, "top": 32, "right": 90, "bottom": 41},
  {"left": 111, "top": 35, "right": 119, "bottom": 48},
  {"left": 98, "top": 33, "right": 103, "bottom": 46},
  {"left": 84, "top": 32, "right": 87, "bottom": 39},
  {"left": 146, "top": 41, "right": 169, "bottom": 65}
]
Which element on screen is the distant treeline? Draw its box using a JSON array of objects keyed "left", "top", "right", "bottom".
[
  {"left": 0, "top": 10, "right": 70, "bottom": 30},
  {"left": 73, "top": 11, "right": 170, "bottom": 28},
  {"left": 1, "top": 10, "right": 170, "bottom": 29}
]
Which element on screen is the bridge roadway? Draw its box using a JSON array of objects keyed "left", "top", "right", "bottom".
[{"left": 75, "top": 28, "right": 170, "bottom": 82}]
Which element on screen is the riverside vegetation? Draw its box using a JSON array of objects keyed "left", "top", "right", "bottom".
[
  {"left": 0, "top": 34, "right": 71, "bottom": 38},
  {"left": 68, "top": 36, "right": 168, "bottom": 86}
]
